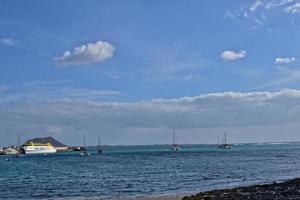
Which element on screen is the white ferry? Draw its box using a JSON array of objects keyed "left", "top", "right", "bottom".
[{"left": 21, "top": 141, "right": 57, "bottom": 154}]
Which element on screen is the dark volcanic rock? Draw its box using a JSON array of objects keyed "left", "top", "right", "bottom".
[
  {"left": 182, "top": 178, "right": 300, "bottom": 200},
  {"left": 24, "top": 137, "right": 68, "bottom": 147}
]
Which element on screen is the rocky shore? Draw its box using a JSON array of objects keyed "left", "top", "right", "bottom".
[{"left": 182, "top": 178, "right": 300, "bottom": 200}]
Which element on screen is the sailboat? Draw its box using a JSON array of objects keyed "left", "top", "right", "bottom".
[
  {"left": 218, "top": 132, "right": 231, "bottom": 149},
  {"left": 14, "top": 135, "right": 22, "bottom": 158},
  {"left": 171, "top": 129, "right": 181, "bottom": 151},
  {"left": 97, "top": 136, "right": 102, "bottom": 154},
  {"left": 80, "top": 135, "right": 91, "bottom": 156}
]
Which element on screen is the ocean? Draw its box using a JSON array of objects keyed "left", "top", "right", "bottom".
[{"left": 1, "top": 143, "right": 300, "bottom": 199}]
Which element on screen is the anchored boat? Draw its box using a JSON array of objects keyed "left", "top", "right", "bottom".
[
  {"left": 3, "top": 147, "right": 19, "bottom": 155},
  {"left": 80, "top": 135, "right": 91, "bottom": 156},
  {"left": 218, "top": 132, "right": 231, "bottom": 149},
  {"left": 21, "top": 141, "right": 57, "bottom": 154},
  {"left": 97, "top": 136, "right": 102, "bottom": 154},
  {"left": 171, "top": 129, "right": 181, "bottom": 152}
]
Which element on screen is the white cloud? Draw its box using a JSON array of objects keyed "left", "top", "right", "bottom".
[
  {"left": 265, "top": 0, "right": 295, "bottom": 10},
  {"left": 54, "top": 41, "right": 115, "bottom": 66},
  {"left": 275, "top": 57, "right": 296, "bottom": 64},
  {"left": 285, "top": 3, "right": 300, "bottom": 13},
  {"left": 183, "top": 74, "right": 200, "bottom": 81},
  {"left": 253, "top": 67, "right": 300, "bottom": 89},
  {"left": 224, "top": 11, "right": 235, "bottom": 19},
  {"left": 220, "top": 50, "right": 246, "bottom": 61},
  {"left": 144, "top": 47, "right": 200, "bottom": 82},
  {"left": 226, "top": 0, "right": 296, "bottom": 26},
  {"left": 0, "top": 38, "right": 17, "bottom": 46},
  {"left": 0, "top": 82, "right": 121, "bottom": 103},
  {"left": 250, "top": 0, "right": 264, "bottom": 12}
]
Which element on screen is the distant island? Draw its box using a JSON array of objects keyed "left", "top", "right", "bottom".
[
  {"left": 24, "top": 136, "right": 67, "bottom": 147},
  {"left": 23, "top": 136, "right": 73, "bottom": 152},
  {"left": 23, "top": 136, "right": 86, "bottom": 152}
]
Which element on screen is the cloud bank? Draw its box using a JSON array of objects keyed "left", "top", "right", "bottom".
[
  {"left": 220, "top": 50, "right": 246, "bottom": 61},
  {"left": 54, "top": 41, "right": 115, "bottom": 66},
  {"left": 1, "top": 89, "right": 300, "bottom": 145}
]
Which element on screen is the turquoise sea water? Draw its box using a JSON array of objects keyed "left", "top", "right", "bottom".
[{"left": 1, "top": 143, "right": 300, "bottom": 199}]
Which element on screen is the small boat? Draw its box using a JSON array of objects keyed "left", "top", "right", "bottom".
[
  {"left": 218, "top": 132, "right": 232, "bottom": 149},
  {"left": 14, "top": 136, "right": 23, "bottom": 157},
  {"left": 97, "top": 136, "right": 102, "bottom": 154},
  {"left": 171, "top": 129, "right": 181, "bottom": 152},
  {"left": 80, "top": 151, "right": 91, "bottom": 156},
  {"left": 3, "top": 147, "right": 19, "bottom": 155},
  {"left": 80, "top": 135, "right": 91, "bottom": 156}
]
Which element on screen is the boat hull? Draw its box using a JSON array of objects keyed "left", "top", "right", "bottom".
[
  {"left": 218, "top": 144, "right": 232, "bottom": 149},
  {"left": 22, "top": 146, "right": 57, "bottom": 154}
]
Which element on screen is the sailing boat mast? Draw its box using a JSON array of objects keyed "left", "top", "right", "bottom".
[
  {"left": 173, "top": 129, "right": 176, "bottom": 145},
  {"left": 98, "top": 136, "right": 101, "bottom": 147},
  {"left": 17, "top": 135, "right": 20, "bottom": 147},
  {"left": 171, "top": 129, "right": 181, "bottom": 151},
  {"left": 80, "top": 135, "right": 91, "bottom": 156},
  {"left": 97, "top": 136, "right": 102, "bottom": 154},
  {"left": 83, "top": 135, "right": 86, "bottom": 147}
]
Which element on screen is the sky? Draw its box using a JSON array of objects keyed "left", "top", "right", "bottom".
[{"left": 1, "top": 0, "right": 300, "bottom": 146}]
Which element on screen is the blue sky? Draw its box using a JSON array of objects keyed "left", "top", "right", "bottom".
[{"left": 1, "top": 0, "right": 300, "bottom": 146}]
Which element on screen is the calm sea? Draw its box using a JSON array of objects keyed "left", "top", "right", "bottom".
[{"left": 1, "top": 143, "right": 300, "bottom": 199}]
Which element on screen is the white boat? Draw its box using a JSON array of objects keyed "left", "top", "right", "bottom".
[
  {"left": 97, "top": 136, "right": 102, "bottom": 154},
  {"left": 80, "top": 135, "right": 91, "bottom": 156},
  {"left": 218, "top": 132, "right": 232, "bottom": 149},
  {"left": 4, "top": 147, "right": 19, "bottom": 155},
  {"left": 21, "top": 141, "right": 57, "bottom": 154},
  {"left": 171, "top": 129, "right": 181, "bottom": 151},
  {"left": 80, "top": 151, "right": 91, "bottom": 156}
]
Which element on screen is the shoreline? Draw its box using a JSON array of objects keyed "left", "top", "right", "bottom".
[
  {"left": 132, "top": 178, "right": 300, "bottom": 200},
  {"left": 182, "top": 178, "right": 300, "bottom": 200},
  {"left": 133, "top": 195, "right": 183, "bottom": 200}
]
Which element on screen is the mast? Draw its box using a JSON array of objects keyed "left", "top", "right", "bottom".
[
  {"left": 224, "top": 132, "right": 227, "bottom": 145},
  {"left": 98, "top": 136, "right": 101, "bottom": 147},
  {"left": 17, "top": 135, "right": 20, "bottom": 147},
  {"left": 83, "top": 135, "right": 86, "bottom": 147},
  {"left": 97, "top": 136, "right": 101, "bottom": 150},
  {"left": 173, "top": 129, "right": 175, "bottom": 145},
  {"left": 218, "top": 136, "right": 219, "bottom": 145},
  {"left": 222, "top": 135, "right": 224, "bottom": 145}
]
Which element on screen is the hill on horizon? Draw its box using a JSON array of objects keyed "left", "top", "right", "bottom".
[{"left": 24, "top": 137, "right": 68, "bottom": 147}]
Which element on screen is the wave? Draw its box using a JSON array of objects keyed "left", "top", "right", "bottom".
[{"left": 253, "top": 142, "right": 290, "bottom": 146}]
